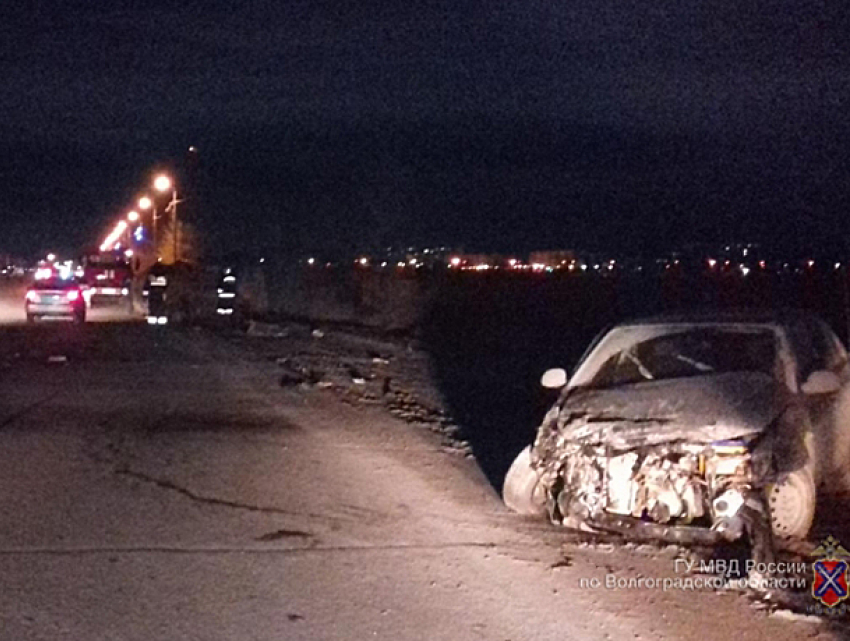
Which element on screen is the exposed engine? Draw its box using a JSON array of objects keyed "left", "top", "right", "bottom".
[{"left": 547, "top": 440, "right": 754, "bottom": 537}]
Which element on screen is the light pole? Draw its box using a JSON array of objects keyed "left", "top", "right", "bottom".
[
  {"left": 138, "top": 196, "right": 157, "bottom": 259},
  {"left": 154, "top": 174, "right": 182, "bottom": 263}
]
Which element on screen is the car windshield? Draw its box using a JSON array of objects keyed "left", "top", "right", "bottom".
[
  {"left": 585, "top": 327, "right": 777, "bottom": 389},
  {"left": 32, "top": 278, "right": 77, "bottom": 290}
]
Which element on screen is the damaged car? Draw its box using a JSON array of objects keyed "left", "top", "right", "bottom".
[{"left": 504, "top": 311, "right": 850, "bottom": 552}]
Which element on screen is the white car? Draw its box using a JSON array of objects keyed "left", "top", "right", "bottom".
[{"left": 504, "top": 311, "right": 850, "bottom": 552}]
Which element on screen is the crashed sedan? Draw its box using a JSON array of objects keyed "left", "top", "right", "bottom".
[{"left": 504, "top": 311, "right": 850, "bottom": 551}]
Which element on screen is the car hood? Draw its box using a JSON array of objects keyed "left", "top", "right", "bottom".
[{"left": 558, "top": 371, "right": 785, "bottom": 448}]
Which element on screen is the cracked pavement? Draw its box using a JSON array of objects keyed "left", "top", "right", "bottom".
[{"left": 0, "top": 297, "right": 845, "bottom": 639}]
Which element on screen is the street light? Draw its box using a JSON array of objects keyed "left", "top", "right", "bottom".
[
  {"left": 137, "top": 195, "right": 158, "bottom": 251},
  {"left": 127, "top": 210, "right": 139, "bottom": 222},
  {"left": 154, "top": 175, "right": 172, "bottom": 193},
  {"left": 153, "top": 174, "right": 181, "bottom": 262},
  {"left": 99, "top": 220, "right": 129, "bottom": 252}
]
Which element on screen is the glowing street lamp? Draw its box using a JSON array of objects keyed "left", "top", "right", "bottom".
[
  {"left": 100, "top": 223, "right": 121, "bottom": 252},
  {"left": 127, "top": 210, "right": 140, "bottom": 222},
  {"left": 138, "top": 196, "right": 152, "bottom": 210},
  {"left": 154, "top": 175, "right": 172, "bottom": 193}
]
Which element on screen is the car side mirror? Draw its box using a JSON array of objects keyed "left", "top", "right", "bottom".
[
  {"left": 541, "top": 368, "right": 568, "bottom": 389},
  {"left": 801, "top": 370, "right": 841, "bottom": 395}
]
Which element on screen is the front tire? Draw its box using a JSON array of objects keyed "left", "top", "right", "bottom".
[
  {"left": 502, "top": 445, "right": 548, "bottom": 516},
  {"left": 766, "top": 468, "right": 816, "bottom": 539}
]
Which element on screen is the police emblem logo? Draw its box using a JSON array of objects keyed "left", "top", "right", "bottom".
[{"left": 811, "top": 535, "right": 849, "bottom": 608}]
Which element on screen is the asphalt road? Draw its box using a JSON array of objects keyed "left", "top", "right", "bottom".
[{"left": 0, "top": 289, "right": 844, "bottom": 639}]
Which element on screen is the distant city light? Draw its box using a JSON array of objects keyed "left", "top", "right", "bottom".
[
  {"left": 449, "top": 257, "right": 461, "bottom": 267},
  {"left": 307, "top": 257, "right": 315, "bottom": 265},
  {"left": 46, "top": 253, "right": 56, "bottom": 262},
  {"left": 707, "top": 258, "right": 717, "bottom": 268}
]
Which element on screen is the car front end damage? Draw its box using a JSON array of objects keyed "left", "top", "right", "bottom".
[
  {"left": 536, "top": 436, "right": 773, "bottom": 550},
  {"left": 528, "top": 372, "right": 788, "bottom": 559}
]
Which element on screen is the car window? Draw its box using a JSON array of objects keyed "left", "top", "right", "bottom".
[
  {"left": 33, "top": 278, "right": 76, "bottom": 290},
  {"left": 586, "top": 327, "right": 777, "bottom": 389},
  {"left": 786, "top": 319, "right": 846, "bottom": 379}
]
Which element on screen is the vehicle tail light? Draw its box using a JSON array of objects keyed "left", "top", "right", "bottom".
[
  {"left": 66, "top": 290, "right": 80, "bottom": 302},
  {"left": 26, "top": 290, "right": 40, "bottom": 303}
]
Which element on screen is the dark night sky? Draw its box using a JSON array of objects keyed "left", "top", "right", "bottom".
[{"left": 1, "top": 0, "right": 848, "bottom": 258}]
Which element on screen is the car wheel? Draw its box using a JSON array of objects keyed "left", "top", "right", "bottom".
[
  {"left": 502, "top": 445, "right": 548, "bottom": 516},
  {"left": 766, "top": 468, "right": 816, "bottom": 539}
]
